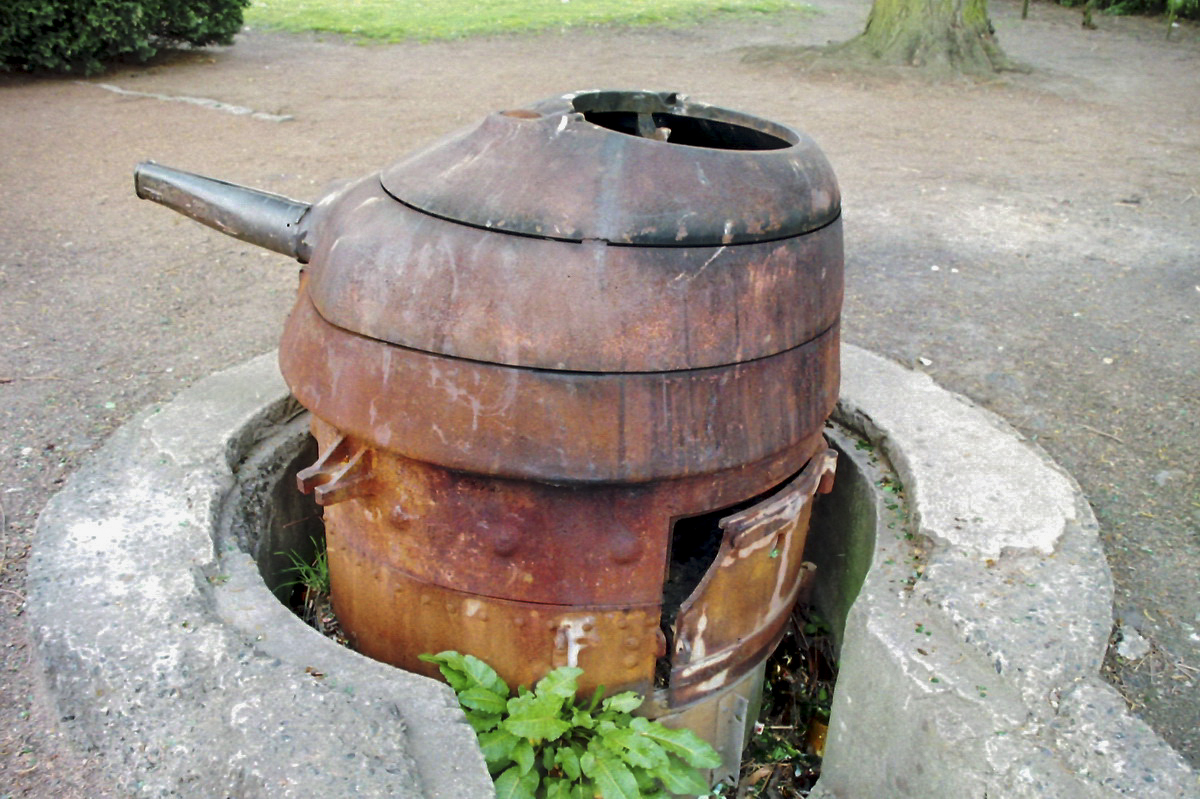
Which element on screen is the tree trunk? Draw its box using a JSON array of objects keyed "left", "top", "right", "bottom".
[{"left": 839, "top": 0, "right": 1013, "bottom": 74}]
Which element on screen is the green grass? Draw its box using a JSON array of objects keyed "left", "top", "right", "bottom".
[{"left": 244, "top": 0, "right": 812, "bottom": 42}]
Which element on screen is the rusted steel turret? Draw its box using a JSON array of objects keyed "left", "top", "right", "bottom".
[{"left": 135, "top": 90, "right": 842, "bottom": 780}]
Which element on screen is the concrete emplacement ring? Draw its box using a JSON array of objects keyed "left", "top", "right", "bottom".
[{"left": 28, "top": 346, "right": 1197, "bottom": 798}]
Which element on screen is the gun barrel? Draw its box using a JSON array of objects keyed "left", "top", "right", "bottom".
[{"left": 134, "top": 162, "right": 312, "bottom": 263}]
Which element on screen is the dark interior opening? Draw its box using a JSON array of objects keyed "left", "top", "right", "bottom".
[{"left": 581, "top": 110, "right": 791, "bottom": 151}]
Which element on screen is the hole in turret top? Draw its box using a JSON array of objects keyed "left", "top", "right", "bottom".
[{"left": 571, "top": 90, "right": 795, "bottom": 151}]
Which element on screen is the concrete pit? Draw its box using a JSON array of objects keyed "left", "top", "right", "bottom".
[{"left": 28, "top": 347, "right": 1199, "bottom": 798}]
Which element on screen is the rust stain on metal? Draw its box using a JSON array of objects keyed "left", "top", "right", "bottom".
[
  {"left": 296, "top": 433, "right": 376, "bottom": 506},
  {"left": 281, "top": 288, "right": 839, "bottom": 483},
  {"left": 133, "top": 89, "right": 844, "bottom": 754}
]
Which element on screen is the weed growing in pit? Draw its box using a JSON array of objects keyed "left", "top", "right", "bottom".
[
  {"left": 421, "top": 650, "right": 721, "bottom": 799},
  {"left": 277, "top": 537, "right": 337, "bottom": 632},
  {"left": 278, "top": 536, "right": 330, "bottom": 597}
]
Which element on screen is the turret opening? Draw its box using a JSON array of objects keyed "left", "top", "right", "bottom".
[{"left": 571, "top": 90, "right": 794, "bottom": 151}]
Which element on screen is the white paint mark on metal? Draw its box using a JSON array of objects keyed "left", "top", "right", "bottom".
[
  {"left": 677, "top": 647, "right": 734, "bottom": 680},
  {"left": 672, "top": 245, "right": 726, "bottom": 284},
  {"left": 724, "top": 530, "right": 778, "bottom": 563},
  {"left": 381, "top": 348, "right": 393, "bottom": 388},
  {"left": 691, "top": 613, "right": 709, "bottom": 660},
  {"left": 556, "top": 617, "right": 594, "bottom": 668},
  {"left": 691, "top": 668, "right": 730, "bottom": 694}
]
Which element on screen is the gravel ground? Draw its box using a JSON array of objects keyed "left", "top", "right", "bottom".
[{"left": 1, "top": 0, "right": 1197, "bottom": 794}]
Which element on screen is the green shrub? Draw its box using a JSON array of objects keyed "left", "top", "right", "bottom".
[
  {"left": 421, "top": 651, "right": 722, "bottom": 798},
  {"left": 1055, "top": 0, "right": 1198, "bottom": 18},
  {"left": 1165, "top": 0, "right": 1199, "bottom": 24},
  {"left": 0, "top": 0, "right": 250, "bottom": 75}
]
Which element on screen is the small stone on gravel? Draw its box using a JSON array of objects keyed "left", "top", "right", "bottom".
[{"left": 1117, "top": 625, "right": 1151, "bottom": 661}]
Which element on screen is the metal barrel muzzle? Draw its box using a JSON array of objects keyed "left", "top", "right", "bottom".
[{"left": 134, "top": 161, "right": 313, "bottom": 263}]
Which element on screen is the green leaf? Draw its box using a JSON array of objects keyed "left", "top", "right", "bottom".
[
  {"left": 630, "top": 764, "right": 660, "bottom": 792},
  {"left": 504, "top": 692, "right": 571, "bottom": 743},
  {"left": 458, "top": 685, "right": 508, "bottom": 714},
  {"left": 570, "top": 708, "right": 596, "bottom": 730},
  {"left": 535, "top": 666, "right": 583, "bottom": 700},
  {"left": 629, "top": 717, "right": 723, "bottom": 769},
  {"left": 573, "top": 742, "right": 589, "bottom": 776},
  {"left": 584, "top": 684, "right": 606, "bottom": 712},
  {"left": 423, "top": 651, "right": 717, "bottom": 798},
  {"left": 581, "top": 746, "right": 640, "bottom": 799},
  {"left": 494, "top": 764, "right": 539, "bottom": 799},
  {"left": 651, "top": 754, "right": 711, "bottom": 796},
  {"left": 465, "top": 710, "right": 501, "bottom": 734},
  {"left": 422, "top": 651, "right": 511, "bottom": 700},
  {"left": 556, "top": 744, "right": 582, "bottom": 781},
  {"left": 477, "top": 728, "right": 519, "bottom": 772},
  {"left": 544, "top": 776, "right": 572, "bottom": 799},
  {"left": 600, "top": 691, "right": 644, "bottom": 714},
  {"left": 595, "top": 719, "right": 619, "bottom": 737},
  {"left": 511, "top": 738, "right": 536, "bottom": 775},
  {"left": 463, "top": 653, "right": 510, "bottom": 697},
  {"left": 547, "top": 779, "right": 590, "bottom": 799},
  {"left": 419, "top": 651, "right": 471, "bottom": 693},
  {"left": 598, "top": 723, "right": 668, "bottom": 769}
]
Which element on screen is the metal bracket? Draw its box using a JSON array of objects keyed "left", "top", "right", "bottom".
[{"left": 296, "top": 433, "right": 375, "bottom": 506}]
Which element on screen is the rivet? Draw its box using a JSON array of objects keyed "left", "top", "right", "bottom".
[
  {"left": 624, "top": 636, "right": 639, "bottom": 649},
  {"left": 492, "top": 527, "right": 520, "bottom": 557},
  {"left": 513, "top": 618, "right": 526, "bottom": 628},
  {"left": 623, "top": 654, "right": 638, "bottom": 668},
  {"left": 615, "top": 616, "right": 628, "bottom": 630},
  {"left": 419, "top": 595, "right": 432, "bottom": 606},
  {"left": 582, "top": 622, "right": 594, "bottom": 633},
  {"left": 608, "top": 531, "right": 643, "bottom": 565}
]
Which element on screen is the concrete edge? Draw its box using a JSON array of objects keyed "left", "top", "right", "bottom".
[
  {"left": 814, "top": 345, "right": 1198, "bottom": 798},
  {"left": 25, "top": 346, "right": 1199, "bottom": 798},
  {"left": 27, "top": 352, "right": 494, "bottom": 799}
]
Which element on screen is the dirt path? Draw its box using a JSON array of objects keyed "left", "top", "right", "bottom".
[{"left": 1, "top": 1, "right": 1197, "bottom": 794}]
